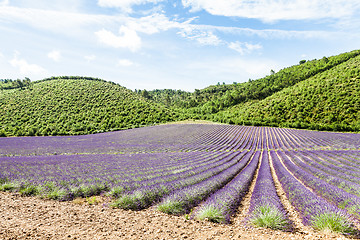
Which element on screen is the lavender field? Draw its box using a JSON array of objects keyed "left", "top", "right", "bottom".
[{"left": 1, "top": 124, "right": 360, "bottom": 234}]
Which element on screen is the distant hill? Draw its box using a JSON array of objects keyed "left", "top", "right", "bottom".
[
  {"left": 213, "top": 54, "right": 360, "bottom": 132},
  {"left": 0, "top": 77, "right": 179, "bottom": 136},
  {"left": 145, "top": 50, "right": 360, "bottom": 116}
]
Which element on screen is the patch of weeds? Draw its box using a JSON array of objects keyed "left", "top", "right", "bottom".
[
  {"left": 250, "top": 205, "right": 289, "bottom": 230},
  {"left": 311, "top": 212, "right": 356, "bottom": 235},
  {"left": 86, "top": 196, "right": 101, "bottom": 205}
]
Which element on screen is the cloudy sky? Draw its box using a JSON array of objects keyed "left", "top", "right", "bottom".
[{"left": 1, "top": 0, "right": 359, "bottom": 91}]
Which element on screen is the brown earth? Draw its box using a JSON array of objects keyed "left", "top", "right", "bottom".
[{"left": 0, "top": 192, "right": 355, "bottom": 240}]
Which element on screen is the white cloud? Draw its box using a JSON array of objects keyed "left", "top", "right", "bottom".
[
  {"left": 98, "top": 0, "right": 164, "bottom": 12},
  {"left": 9, "top": 54, "right": 47, "bottom": 76},
  {"left": 127, "top": 13, "right": 180, "bottom": 34},
  {"left": 0, "top": 0, "right": 8, "bottom": 6},
  {"left": 84, "top": 55, "right": 96, "bottom": 62},
  {"left": 181, "top": 0, "right": 360, "bottom": 23},
  {"left": 228, "top": 41, "right": 262, "bottom": 55},
  {"left": 117, "top": 59, "right": 134, "bottom": 67},
  {"left": 47, "top": 50, "right": 61, "bottom": 62},
  {"left": 0, "top": 4, "right": 351, "bottom": 48},
  {"left": 7, "top": 0, "right": 83, "bottom": 12},
  {"left": 95, "top": 26, "right": 142, "bottom": 52},
  {"left": 178, "top": 28, "right": 221, "bottom": 46},
  {"left": 0, "top": 6, "right": 126, "bottom": 37}
]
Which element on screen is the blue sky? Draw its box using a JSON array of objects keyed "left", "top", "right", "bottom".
[{"left": 1, "top": 0, "right": 359, "bottom": 91}]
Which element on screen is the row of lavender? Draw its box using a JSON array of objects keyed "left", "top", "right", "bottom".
[
  {"left": 1, "top": 124, "right": 359, "bottom": 157},
  {"left": 0, "top": 124, "right": 359, "bottom": 234}
]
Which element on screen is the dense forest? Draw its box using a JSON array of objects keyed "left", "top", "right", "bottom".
[{"left": 1, "top": 50, "right": 359, "bottom": 136}]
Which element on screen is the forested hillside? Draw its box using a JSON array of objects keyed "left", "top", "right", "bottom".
[
  {"left": 0, "top": 77, "right": 179, "bottom": 136},
  {"left": 213, "top": 54, "right": 360, "bottom": 132},
  {"left": 145, "top": 50, "right": 360, "bottom": 115}
]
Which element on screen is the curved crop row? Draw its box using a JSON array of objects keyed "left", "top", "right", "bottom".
[
  {"left": 194, "top": 151, "right": 260, "bottom": 223},
  {"left": 247, "top": 151, "right": 290, "bottom": 230},
  {"left": 270, "top": 151, "right": 356, "bottom": 234},
  {"left": 157, "top": 151, "right": 255, "bottom": 215},
  {"left": 278, "top": 151, "right": 360, "bottom": 218},
  {"left": 112, "top": 151, "right": 249, "bottom": 210}
]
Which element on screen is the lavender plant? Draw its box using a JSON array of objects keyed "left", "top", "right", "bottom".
[
  {"left": 247, "top": 151, "right": 290, "bottom": 230},
  {"left": 194, "top": 151, "right": 260, "bottom": 223},
  {"left": 157, "top": 151, "right": 256, "bottom": 215},
  {"left": 270, "top": 151, "right": 357, "bottom": 234}
]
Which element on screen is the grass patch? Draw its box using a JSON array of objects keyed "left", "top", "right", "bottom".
[
  {"left": 108, "top": 186, "right": 126, "bottom": 198},
  {"left": 111, "top": 194, "right": 139, "bottom": 210},
  {"left": 196, "top": 205, "right": 226, "bottom": 223},
  {"left": 19, "top": 184, "right": 40, "bottom": 196},
  {"left": 86, "top": 196, "right": 101, "bottom": 205},
  {"left": 46, "top": 188, "right": 68, "bottom": 200},
  {"left": 311, "top": 212, "right": 356, "bottom": 235},
  {"left": 250, "top": 205, "right": 289, "bottom": 230},
  {"left": 0, "top": 182, "right": 18, "bottom": 191},
  {"left": 157, "top": 199, "right": 185, "bottom": 215}
]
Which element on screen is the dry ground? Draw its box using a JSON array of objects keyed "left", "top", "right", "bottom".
[{"left": 0, "top": 192, "right": 355, "bottom": 240}]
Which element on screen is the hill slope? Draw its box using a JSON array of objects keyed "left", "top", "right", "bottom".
[
  {"left": 213, "top": 54, "right": 360, "bottom": 132},
  {"left": 146, "top": 50, "right": 360, "bottom": 115},
  {"left": 0, "top": 77, "right": 179, "bottom": 136}
]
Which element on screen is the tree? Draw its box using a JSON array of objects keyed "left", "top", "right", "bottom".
[{"left": 141, "top": 89, "right": 150, "bottom": 99}]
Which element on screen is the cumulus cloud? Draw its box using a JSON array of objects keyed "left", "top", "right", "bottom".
[
  {"left": 117, "top": 59, "right": 134, "bottom": 67},
  {"left": 47, "top": 50, "right": 61, "bottom": 61},
  {"left": 9, "top": 54, "right": 47, "bottom": 75},
  {"left": 95, "top": 26, "right": 142, "bottom": 52},
  {"left": 181, "top": 0, "right": 360, "bottom": 23},
  {"left": 98, "top": 0, "right": 164, "bottom": 12},
  {"left": 228, "top": 41, "right": 262, "bottom": 55}
]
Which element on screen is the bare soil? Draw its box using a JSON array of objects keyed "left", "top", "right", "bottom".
[{"left": 0, "top": 192, "right": 355, "bottom": 240}]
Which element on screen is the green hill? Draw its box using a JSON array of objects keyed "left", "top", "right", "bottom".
[
  {"left": 145, "top": 50, "right": 360, "bottom": 116},
  {"left": 213, "top": 54, "right": 360, "bottom": 132},
  {"left": 0, "top": 77, "right": 179, "bottom": 136}
]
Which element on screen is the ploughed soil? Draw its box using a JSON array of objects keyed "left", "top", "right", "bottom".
[{"left": 0, "top": 192, "right": 355, "bottom": 240}]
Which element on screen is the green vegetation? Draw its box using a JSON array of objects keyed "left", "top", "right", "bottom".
[
  {"left": 157, "top": 199, "right": 185, "bottom": 215},
  {"left": 1, "top": 49, "right": 359, "bottom": 136},
  {"left": 249, "top": 205, "right": 289, "bottom": 230},
  {"left": 146, "top": 50, "right": 360, "bottom": 115},
  {"left": 214, "top": 54, "right": 360, "bottom": 132},
  {"left": 196, "top": 205, "right": 226, "bottom": 223},
  {"left": 0, "top": 76, "right": 179, "bottom": 136},
  {"left": 0, "top": 77, "right": 31, "bottom": 90},
  {"left": 311, "top": 212, "right": 356, "bottom": 234}
]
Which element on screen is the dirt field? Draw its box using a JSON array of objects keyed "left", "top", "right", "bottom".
[{"left": 0, "top": 192, "right": 355, "bottom": 240}]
